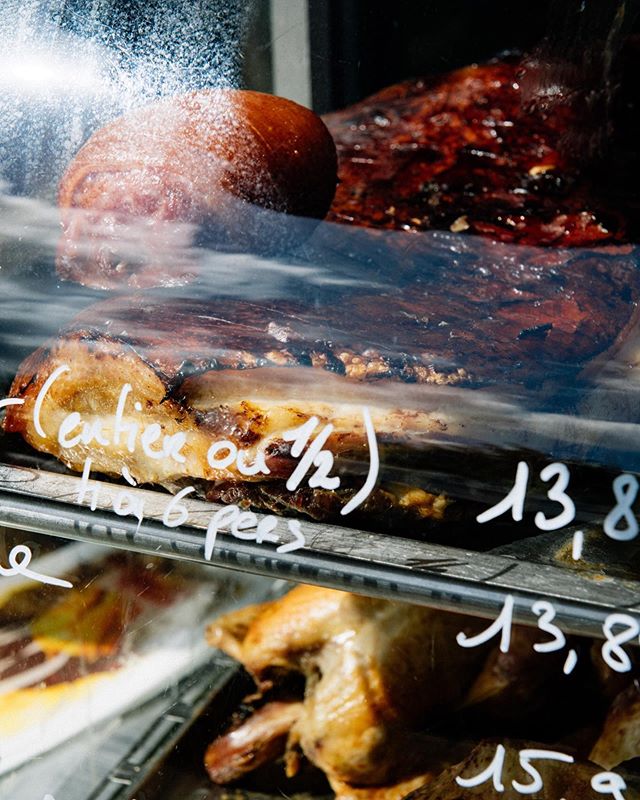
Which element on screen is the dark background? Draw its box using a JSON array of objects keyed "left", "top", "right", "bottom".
[
  {"left": 309, "top": 0, "right": 556, "bottom": 111},
  {"left": 44, "top": 0, "right": 640, "bottom": 111},
  {"left": 306, "top": 0, "right": 640, "bottom": 112}
]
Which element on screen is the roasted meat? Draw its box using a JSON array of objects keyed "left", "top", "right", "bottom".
[
  {"left": 324, "top": 58, "right": 630, "bottom": 246},
  {"left": 205, "top": 699, "right": 304, "bottom": 783},
  {"left": 4, "top": 226, "right": 640, "bottom": 530},
  {"left": 54, "top": 52, "right": 640, "bottom": 291},
  {"left": 462, "top": 626, "right": 581, "bottom": 725},
  {"left": 205, "top": 585, "right": 485, "bottom": 788},
  {"left": 203, "top": 587, "right": 629, "bottom": 798},
  {"left": 591, "top": 681, "right": 640, "bottom": 769}
]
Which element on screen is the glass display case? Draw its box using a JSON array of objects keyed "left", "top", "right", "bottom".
[{"left": 1, "top": 1, "right": 640, "bottom": 798}]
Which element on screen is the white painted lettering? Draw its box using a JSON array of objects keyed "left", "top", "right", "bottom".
[
  {"left": 278, "top": 519, "right": 305, "bottom": 553},
  {"left": 162, "top": 431, "right": 187, "bottom": 464},
  {"left": 231, "top": 511, "right": 259, "bottom": 539},
  {"left": 602, "top": 614, "right": 640, "bottom": 673},
  {"left": 0, "top": 545, "right": 72, "bottom": 589},
  {"left": 592, "top": 771, "right": 628, "bottom": 799},
  {"left": 456, "top": 743, "right": 506, "bottom": 791},
  {"left": 58, "top": 411, "right": 83, "bottom": 448},
  {"left": 207, "top": 440, "right": 237, "bottom": 470},
  {"left": 237, "top": 448, "right": 270, "bottom": 476},
  {"left": 113, "top": 488, "right": 145, "bottom": 534},
  {"left": 457, "top": 595, "right": 514, "bottom": 653},
  {"left": 33, "top": 364, "right": 70, "bottom": 438},
  {"left": 256, "top": 515, "right": 279, "bottom": 544},
  {"left": 76, "top": 457, "right": 99, "bottom": 510},
  {"left": 162, "top": 486, "right": 195, "bottom": 528},
  {"left": 113, "top": 383, "right": 139, "bottom": 452},
  {"left": 342, "top": 406, "right": 379, "bottom": 515},
  {"left": 204, "top": 505, "right": 240, "bottom": 560},
  {"left": 140, "top": 422, "right": 164, "bottom": 459}
]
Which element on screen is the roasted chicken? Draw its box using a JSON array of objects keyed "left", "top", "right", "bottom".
[
  {"left": 205, "top": 585, "right": 486, "bottom": 789},
  {"left": 203, "top": 587, "right": 640, "bottom": 799}
]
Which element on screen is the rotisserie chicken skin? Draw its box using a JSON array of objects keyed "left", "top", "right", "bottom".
[
  {"left": 591, "top": 681, "right": 640, "bottom": 769},
  {"left": 204, "top": 587, "right": 640, "bottom": 799},
  {"left": 205, "top": 584, "right": 486, "bottom": 789}
]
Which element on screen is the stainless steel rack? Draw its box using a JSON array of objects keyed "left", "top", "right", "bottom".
[{"left": 2, "top": 460, "right": 639, "bottom": 640}]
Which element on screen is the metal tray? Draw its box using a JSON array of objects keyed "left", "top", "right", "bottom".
[{"left": 1, "top": 457, "right": 640, "bottom": 640}]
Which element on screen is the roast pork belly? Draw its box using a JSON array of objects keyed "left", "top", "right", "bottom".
[
  {"left": 3, "top": 232, "right": 640, "bottom": 530},
  {"left": 324, "top": 59, "right": 630, "bottom": 246},
  {"left": 2, "top": 292, "right": 463, "bottom": 531}
]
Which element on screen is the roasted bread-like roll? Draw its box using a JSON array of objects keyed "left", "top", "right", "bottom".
[{"left": 57, "top": 90, "right": 337, "bottom": 289}]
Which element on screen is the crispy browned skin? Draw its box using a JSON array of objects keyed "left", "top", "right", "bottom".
[
  {"left": 330, "top": 773, "right": 439, "bottom": 800},
  {"left": 203, "top": 696, "right": 458, "bottom": 800},
  {"left": 462, "top": 626, "right": 575, "bottom": 719},
  {"left": 324, "top": 60, "right": 627, "bottom": 246},
  {"left": 1, "top": 293, "right": 456, "bottom": 530},
  {"left": 591, "top": 682, "right": 640, "bottom": 769},
  {"left": 13, "top": 235, "right": 640, "bottom": 392},
  {"left": 57, "top": 90, "right": 337, "bottom": 289},
  {"left": 205, "top": 585, "right": 486, "bottom": 787},
  {"left": 204, "top": 695, "right": 461, "bottom": 800}
]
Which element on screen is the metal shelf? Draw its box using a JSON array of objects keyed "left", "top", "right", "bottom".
[{"left": 1, "top": 461, "right": 639, "bottom": 639}]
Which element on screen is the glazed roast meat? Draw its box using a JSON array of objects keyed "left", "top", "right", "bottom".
[
  {"left": 53, "top": 54, "right": 640, "bottom": 292},
  {"left": 4, "top": 229, "right": 639, "bottom": 532},
  {"left": 324, "top": 58, "right": 631, "bottom": 246}
]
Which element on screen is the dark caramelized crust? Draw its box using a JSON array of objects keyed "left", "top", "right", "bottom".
[
  {"left": 324, "top": 60, "right": 628, "bottom": 246},
  {"left": 13, "top": 230, "right": 640, "bottom": 394},
  {"left": 403, "top": 741, "right": 628, "bottom": 800}
]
